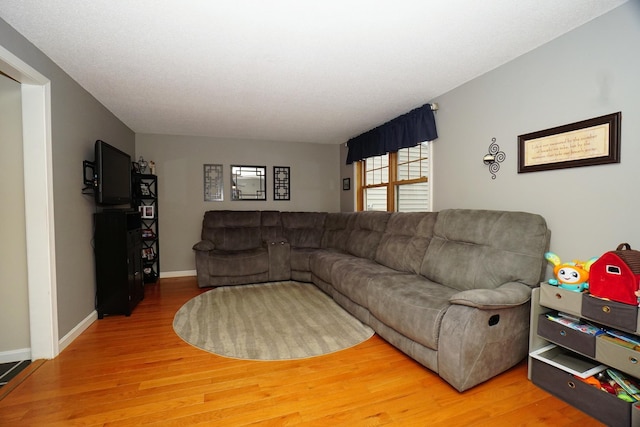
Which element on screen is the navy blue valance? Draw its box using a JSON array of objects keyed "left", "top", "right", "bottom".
[{"left": 346, "top": 103, "right": 438, "bottom": 164}]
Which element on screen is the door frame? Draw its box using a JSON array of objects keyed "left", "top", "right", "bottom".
[{"left": 0, "top": 44, "right": 58, "bottom": 359}]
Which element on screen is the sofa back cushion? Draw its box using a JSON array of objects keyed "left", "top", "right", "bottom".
[
  {"left": 321, "top": 213, "right": 355, "bottom": 251},
  {"left": 281, "top": 212, "right": 327, "bottom": 248},
  {"left": 375, "top": 212, "right": 438, "bottom": 274},
  {"left": 421, "top": 209, "right": 549, "bottom": 291},
  {"left": 260, "top": 210, "right": 283, "bottom": 242},
  {"left": 202, "top": 210, "right": 262, "bottom": 251},
  {"left": 346, "top": 211, "right": 392, "bottom": 259}
]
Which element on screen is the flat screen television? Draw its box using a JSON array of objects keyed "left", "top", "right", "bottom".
[{"left": 94, "top": 140, "right": 132, "bottom": 205}]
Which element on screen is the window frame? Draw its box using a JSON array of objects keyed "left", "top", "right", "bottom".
[{"left": 356, "top": 143, "right": 431, "bottom": 212}]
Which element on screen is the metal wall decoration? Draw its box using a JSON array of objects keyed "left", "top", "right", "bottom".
[
  {"left": 483, "top": 137, "right": 505, "bottom": 179},
  {"left": 204, "top": 164, "right": 224, "bottom": 201},
  {"left": 273, "top": 166, "right": 290, "bottom": 200}
]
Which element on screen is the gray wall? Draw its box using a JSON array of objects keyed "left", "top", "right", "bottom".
[
  {"left": 135, "top": 134, "right": 340, "bottom": 274},
  {"left": 431, "top": 1, "right": 640, "bottom": 261},
  {"left": 0, "top": 73, "right": 30, "bottom": 354},
  {"left": 0, "top": 17, "right": 135, "bottom": 343}
]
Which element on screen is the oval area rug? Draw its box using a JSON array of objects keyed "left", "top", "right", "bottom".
[{"left": 173, "top": 281, "right": 374, "bottom": 360}]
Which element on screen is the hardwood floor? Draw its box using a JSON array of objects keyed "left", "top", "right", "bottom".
[{"left": 0, "top": 277, "right": 604, "bottom": 426}]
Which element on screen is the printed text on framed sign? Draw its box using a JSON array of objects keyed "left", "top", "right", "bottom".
[{"left": 518, "top": 112, "right": 621, "bottom": 173}]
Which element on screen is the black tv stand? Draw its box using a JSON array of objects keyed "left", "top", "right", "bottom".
[
  {"left": 98, "top": 207, "right": 136, "bottom": 213},
  {"left": 94, "top": 210, "right": 144, "bottom": 318}
]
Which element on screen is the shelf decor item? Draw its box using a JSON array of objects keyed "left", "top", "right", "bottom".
[
  {"left": 142, "top": 247, "right": 155, "bottom": 260},
  {"left": 140, "top": 182, "right": 150, "bottom": 196},
  {"left": 142, "top": 228, "right": 156, "bottom": 239},
  {"left": 139, "top": 205, "right": 154, "bottom": 219},
  {"left": 138, "top": 156, "right": 148, "bottom": 173}
]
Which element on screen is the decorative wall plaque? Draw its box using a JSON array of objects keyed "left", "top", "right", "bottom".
[
  {"left": 204, "top": 164, "right": 224, "bottom": 201},
  {"left": 518, "top": 112, "right": 621, "bottom": 173},
  {"left": 273, "top": 166, "right": 290, "bottom": 201}
]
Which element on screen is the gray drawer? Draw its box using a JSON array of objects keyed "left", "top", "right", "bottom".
[
  {"left": 540, "top": 282, "right": 583, "bottom": 317},
  {"left": 596, "top": 335, "right": 640, "bottom": 379},
  {"left": 531, "top": 358, "right": 638, "bottom": 426},
  {"left": 537, "top": 314, "right": 597, "bottom": 358},
  {"left": 582, "top": 294, "right": 638, "bottom": 333}
]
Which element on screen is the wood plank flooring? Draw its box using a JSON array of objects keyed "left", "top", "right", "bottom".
[{"left": 0, "top": 277, "right": 604, "bottom": 426}]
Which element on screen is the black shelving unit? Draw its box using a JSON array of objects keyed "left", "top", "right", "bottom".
[
  {"left": 132, "top": 173, "right": 160, "bottom": 283},
  {"left": 94, "top": 210, "right": 144, "bottom": 318}
]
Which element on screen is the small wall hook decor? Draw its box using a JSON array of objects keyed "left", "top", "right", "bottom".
[{"left": 483, "top": 137, "right": 505, "bottom": 179}]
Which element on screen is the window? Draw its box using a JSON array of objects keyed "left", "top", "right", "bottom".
[{"left": 357, "top": 143, "right": 431, "bottom": 212}]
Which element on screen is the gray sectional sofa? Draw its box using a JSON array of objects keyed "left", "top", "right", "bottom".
[{"left": 192, "top": 209, "right": 550, "bottom": 391}]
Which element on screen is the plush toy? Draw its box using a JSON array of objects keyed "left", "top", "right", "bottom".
[{"left": 545, "top": 252, "right": 598, "bottom": 292}]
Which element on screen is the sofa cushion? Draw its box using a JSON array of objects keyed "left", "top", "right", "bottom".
[
  {"left": 202, "top": 210, "right": 261, "bottom": 228},
  {"left": 421, "top": 209, "right": 549, "bottom": 291},
  {"left": 331, "top": 257, "right": 405, "bottom": 308},
  {"left": 375, "top": 212, "right": 437, "bottom": 274},
  {"left": 321, "top": 213, "right": 354, "bottom": 251},
  {"left": 290, "top": 247, "right": 325, "bottom": 272},
  {"left": 309, "top": 249, "right": 354, "bottom": 284},
  {"left": 346, "top": 211, "right": 391, "bottom": 259},
  {"left": 214, "top": 227, "right": 263, "bottom": 251},
  {"left": 367, "top": 274, "right": 458, "bottom": 351},
  {"left": 202, "top": 210, "right": 263, "bottom": 251},
  {"left": 260, "top": 210, "right": 283, "bottom": 242},
  {"left": 281, "top": 212, "right": 327, "bottom": 248},
  {"left": 207, "top": 248, "right": 269, "bottom": 277}
]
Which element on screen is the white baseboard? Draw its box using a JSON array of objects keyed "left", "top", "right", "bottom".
[
  {"left": 160, "top": 270, "right": 196, "bottom": 278},
  {"left": 58, "top": 310, "right": 98, "bottom": 353},
  {"left": 1, "top": 272, "right": 195, "bottom": 363},
  {"left": 0, "top": 348, "right": 31, "bottom": 364},
  {"left": 0, "top": 311, "right": 97, "bottom": 363}
]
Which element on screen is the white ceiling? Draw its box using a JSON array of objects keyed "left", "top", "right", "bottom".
[{"left": 0, "top": 0, "right": 627, "bottom": 145}]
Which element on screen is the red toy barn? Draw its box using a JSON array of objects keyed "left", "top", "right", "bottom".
[{"left": 589, "top": 243, "right": 640, "bottom": 306}]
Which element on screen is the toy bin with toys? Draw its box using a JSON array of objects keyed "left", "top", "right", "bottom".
[
  {"left": 530, "top": 286, "right": 640, "bottom": 426},
  {"left": 529, "top": 245, "right": 640, "bottom": 426}
]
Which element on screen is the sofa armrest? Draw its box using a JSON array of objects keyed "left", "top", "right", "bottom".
[
  {"left": 449, "top": 282, "right": 532, "bottom": 310},
  {"left": 438, "top": 301, "right": 530, "bottom": 391},
  {"left": 192, "top": 240, "right": 215, "bottom": 251}
]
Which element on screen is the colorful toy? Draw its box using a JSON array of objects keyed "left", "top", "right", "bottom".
[
  {"left": 589, "top": 243, "right": 640, "bottom": 306},
  {"left": 545, "top": 252, "right": 598, "bottom": 292}
]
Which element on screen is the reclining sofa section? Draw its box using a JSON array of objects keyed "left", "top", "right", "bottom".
[{"left": 193, "top": 209, "right": 550, "bottom": 391}]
